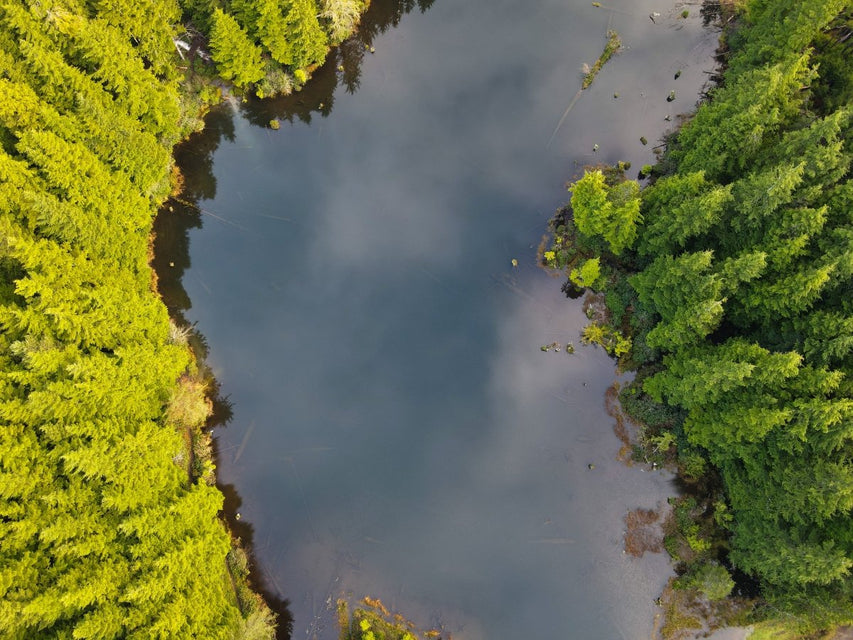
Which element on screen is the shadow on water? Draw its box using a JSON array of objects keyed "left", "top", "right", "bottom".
[
  {"left": 153, "top": 0, "right": 439, "bottom": 320},
  {"left": 238, "top": 0, "right": 436, "bottom": 127},
  {"left": 152, "top": 107, "right": 235, "bottom": 324},
  {"left": 217, "top": 482, "right": 297, "bottom": 640},
  {"left": 153, "top": 112, "right": 298, "bottom": 638},
  {"left": 151, "top": 3, "right": 439, "bottom": 638},
  {"left": 155, "top": 187, "right": 296, "bottom": 636}
]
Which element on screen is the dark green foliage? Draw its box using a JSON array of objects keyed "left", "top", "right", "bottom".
[
  {"left": 671, "top": 53, "right": 814, "bottom": 182},
  {"left": 555, "top": 0, "right": 853, "bottom": 631},
  {"left": 811, "top": 10, "right": 853, "bottom": 112},
  {"left": 728, "top": 0, "right": 850, "bottom": 76},
  {"left": 630, "top": 251, "right": 727, "bottom": 350},
  {"left": 602, "top": 271, "right": 634, "bottom": 329},
  {"left": 638, "top": 171, "right": 733, "bottom": 256},
  {"left": 618, "top": 378, "right": 685, "bottom": 432},
  {"left": 676, "top": 562, "right": 734, "bottom": 601}
]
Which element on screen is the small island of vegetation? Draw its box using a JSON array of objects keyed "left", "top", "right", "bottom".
[{"left": 544, "top": 0, "right": 853, "bottom": 636}]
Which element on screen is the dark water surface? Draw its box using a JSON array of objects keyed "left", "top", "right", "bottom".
[{"left": 157, "top": 2, "right": 718, "bottom": 638}]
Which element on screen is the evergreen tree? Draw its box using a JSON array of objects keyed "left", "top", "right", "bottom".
[
  {"left": 92, "top": 0, "right": 182, "bottom": 77},
  {"left": 320, "top": 0, "right": 363, "bottom": 43},
  {"left": 630, "top": 251, "right": 727, "bottom": 350},
  {"left": 672, "top": 53, "right": 815, "bottom": 181},
  {"left": 253, "top": 0, "right": 293, "bottom": 65},
  {"left": 209, "top": 8, "right": 265, "bottom": 87},
  {"left": 280, "top": 0, "right": 329, "bottom": 70},
  {"left": 0, "top": 1, "right": 281, "bottom": 637},
  {"left": 570, "top": 169, "right": 641, "bottom": 255},
  {"left": 567, "top": 1, "right": 853, "bottom": 626},
  {"left": 638, "top": 171, "right": 733, "bottom": 256}
]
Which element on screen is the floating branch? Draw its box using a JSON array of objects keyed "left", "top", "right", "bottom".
[{"left": 582, "top": 30, "right": 622, "bottom": 89}]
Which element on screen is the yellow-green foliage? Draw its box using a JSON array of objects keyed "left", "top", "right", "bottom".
[
  {"left": 570, "top": 170, "right": 641, "bottom": 255},
  {"left": 185, "top": 0, "right": 367, "bottom": 94},
  {"left": 209, "top": 8, "right": 266, "bottom": 88},
  {"left": 339, "top": 599, "right": 423, "bottom": 640},
  {"left": 581, "top": 322, "right": 632, "bottom": 357},
  {"left": 659, "top": 588, "right": 703, "bottom": 640},
  {"left": 569, "top": 257, "right": 602, "bottom": 289},
  {"left": 0, "top": 1, "right": 270, "bottom": 637},
  {"left": 321, "top": 0, "right": 366, "bottom": 44},
  {"left": 746, "top": 623, "right": 803, "bottom": 640},
  {"left": 166, "top": 374, "right": 212, "bottom": 429}
]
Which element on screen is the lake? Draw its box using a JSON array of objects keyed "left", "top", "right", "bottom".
[{"left": 154, "top": 1, "right": 719, "bottom": 638}]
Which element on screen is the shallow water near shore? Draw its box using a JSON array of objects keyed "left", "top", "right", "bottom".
[{"left": 156, "top": 1, "right": 721, "bottom": 637}]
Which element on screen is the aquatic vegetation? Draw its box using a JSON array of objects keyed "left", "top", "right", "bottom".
[
  {"left": 540, "top": 341, "right": 574, "bottom": 353},
  {"left": 624, "top": 506, "right": 665, "bottom": 557}
]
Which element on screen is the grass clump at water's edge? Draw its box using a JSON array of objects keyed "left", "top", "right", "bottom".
[
  {"left": 582, "top": 30, "right": 622, "bottom": 89},
  {"left": 337, "top": 597, "right": 446, "bottom": 640}
]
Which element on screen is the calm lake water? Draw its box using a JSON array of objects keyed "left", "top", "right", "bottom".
[{"left": 156, "top": 1, "right": 719, "bottom": 637}]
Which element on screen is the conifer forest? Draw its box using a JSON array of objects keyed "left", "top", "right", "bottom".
[{"left": 1, "top": 0, "right": 852, "bottom": 638}]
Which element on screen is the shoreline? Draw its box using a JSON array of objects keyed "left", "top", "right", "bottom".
[
  {"left": 542, "top": 0, "right": 853, "bottom": 636},
  {"left": 151, "top": 3, "right": 441, "bottom": 637},
  {"left": 145, "top": 7, "right": 393, "bottom": 638}
]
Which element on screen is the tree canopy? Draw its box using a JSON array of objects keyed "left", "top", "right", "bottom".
[
  {"left": 0, "top": 0, "right": 284, "bottom": 637},
  {"left": 182, "top": 0, "right": 365, "bottom": 92}
]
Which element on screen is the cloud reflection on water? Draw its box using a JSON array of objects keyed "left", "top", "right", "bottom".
[{"left": 166, "top": 0, "right": 721, "bottom": 638}]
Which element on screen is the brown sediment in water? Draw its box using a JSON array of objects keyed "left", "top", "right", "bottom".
[
  {"left": 624, "top": 505, "right": 665, "bottom": 557},
  {"left": 605, "top": 382, "right": 642, "bottom": 464}
]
